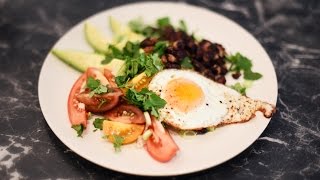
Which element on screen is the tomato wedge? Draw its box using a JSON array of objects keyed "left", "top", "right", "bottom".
[
  {"left": 68, "top": 73, "right": 88, "bottom": 127},
  {"left": 104, "top": 68, "right": 118, "bottom": 88},
  {"left": 80, "top": 89, "right": 123, "bottom": 113},
  {"left": 105, "top": 104, "right": 146, "bottom": 124},
  {"left": 87, "top": 67, "right": 109, "bottom": 86},
  {"left": 145, "top": 118, "right": 179, "bottom": 163}
]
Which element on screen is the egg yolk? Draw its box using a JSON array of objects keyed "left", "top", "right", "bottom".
[{"left": 164, "top": 78, "right": 204, "bottom": 113}]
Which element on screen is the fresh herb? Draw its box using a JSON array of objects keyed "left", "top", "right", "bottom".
[
  {"left": 72, "top": 124, "right": 85, "bottom": 137},
  {"left": 153, "top": 41, "right": 168, "bottom": 56},
  {"left": 180, "top": 57, "right": 194, "bottom": 69},
  {"left": 109, "top": 45, "right": 124, "bottom": 59},
  {"left": 115, "top": 53, "right": 164, "bottom": 87},
  {"left": 98, "top": 99, "right": 107, "bottom": 108},
  {"left": 230, "top": 81, "right": 253, "bottom": 95},
  {"left": 86, "top": 77, "right": 108, "bottom": 97},
  {"left": 113, "top": 135, "right": 124, "bottom": 152},
  {"left": 93, "top": 118, "right": 105, "bottom": 130},
  {"left": 226, "top": 53, "right": 262, "bottom": 80},
  {"left": 157, "top": 17, "right": 171, "bottom": 28},
  {"left": 123, "top": 41, "right": 140, "bottom": 58},
  {"left": 231, "top": 82, "right": 247, "bottom": 95},
  {"left": 126, "top": 88, "right": 166, "bottom": 117},
  {"left": 144, "top": 54, "right": 164, "bottom": 77},
  {"left": 178, "top": 20, "right": 187, "bottom": 32},
  {"left": 128, "top": 17, "right": 144, "bottom": 33}
]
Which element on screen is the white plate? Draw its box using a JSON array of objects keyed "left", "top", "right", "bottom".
[{"left": 38, "top": 2, "right": 277, "bottom": 176}]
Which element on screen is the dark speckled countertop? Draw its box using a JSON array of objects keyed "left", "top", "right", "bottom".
[{"left": 1, "top": 0, "right": 319, "bottom": 179}]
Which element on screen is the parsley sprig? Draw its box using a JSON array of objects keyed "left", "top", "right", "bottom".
[
  {"left": 113, "top": 135, "right": 124, "bottom": 152},
  {"left": 93, "top": 118, "right": 105, "bottom": 131},
  {"left": 72, "top": 124, "right": 85, "bottom": 137},
  {"left": 115, "top": 53, "right": 164, "bottom": 87},
  {"left": 226, "top": 53, "right": 262, "bottom": 80},
  {"left": 125, "top": 88, "right": 166, "bottom": 117},
  {"left": 86, "top": 77, "right": 108, "bottom": 97}
]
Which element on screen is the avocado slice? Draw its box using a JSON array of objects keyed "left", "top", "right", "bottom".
[
  {"left": 84, "top": 22, "right": 109, "bottom": 54},
  {"left": 51, "top": 49, "right": 125, "bottom": 76}
]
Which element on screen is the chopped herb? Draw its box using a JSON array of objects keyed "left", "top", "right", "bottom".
[
  {"left": 93, "top": 118, "right": 105, "bottom": 130},
  {"left": 101, "top": 54, "right": 113, "bottom": 64},
  {"left": 226, "top": 53, "right": 262, "bottom": 80},
  {"left": 178, "top": 20, "right": 187, "bottom": 32},
  {"left": 157, "top": 17, "right": 171, "bottom": 28},
  {"left": 98, "top": 99, "right": 107, "bottom": 108},
  {"left": 113, "top": 135, "right": 124, "bottom": 152},
  {"left": 180, "top": 57, "right": 194, "bottom": 69},
  {"left": 86, "top": 77, "right": 108, "bottom": 97},
  {"left": 126, "top": 88, "right": 166, "bottom": 117},
  {"left": 108, "top": 45, "right": 124, "bottom": 59},
  {"left": 128, "top": 17, "right": 144, "bottom": 33},
  {"left": 144, "top": 54, "right": 164, "bottom": 77},
  {"left": 244, "top": 70, "right": 262, "bottom": 80},
  {"left": 231, "top": 81, "right": 252, "bottom": 95},
  {"left": 123, "top": 41, "right": 140, "bottom": 58},
  {"left": 87, "top": 77, "right": 100, "bottom": 90},
  {"left": 153, "top": 41, "right": 168, "bottom": 56},
  {"left": 72, "top": 124, "right": 85, "bottom": 137},
  {"left": 115, "top": 53, "right": 164, "bottom": 88}
]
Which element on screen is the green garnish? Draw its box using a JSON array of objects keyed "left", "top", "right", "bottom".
[
  {"left": 72, "top": 124, "right": 85, "bottom": 137},
  {"left": 93, "top": 118, "right": 105, "bottom": 130},
  {"left": 126, "top": 88, "right": 166, "bottom": 117},
  {"left": 226, "top": 53, "right": 262, "bottom": 80},
  {"left": 180, "top": 57, "right": 194, "bottom": 69},
  {"left": 113, "top": 135, "right": 124, "bottom": 152},
  {"left": 230, "top": 81, "right": 252, "bottom": 95},
  {"left": 86, "top": 77, "right": 108, "bottom": 98},
  {"left": 115, "top": 53, "right": 164, "bottom": 88},
  {"left": 153, "top": 41, "right": 168, "bottom": 56},
  {"left": 178, "top": 20, "right": 187, "bottom": 32},
  {"left": 157, "top": 17, "right": 171, "bottom": 28}
]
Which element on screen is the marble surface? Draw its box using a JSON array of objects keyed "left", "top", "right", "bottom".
[{"left": 0, "top": 0, "right": 319, "bottom": 179}]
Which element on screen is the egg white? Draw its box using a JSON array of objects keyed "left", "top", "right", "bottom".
[{"left": 148, "top": 69, "right": 229, "bottom": 130}]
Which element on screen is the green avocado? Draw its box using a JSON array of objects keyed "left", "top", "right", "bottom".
[
  {"left": 52, "top": 49, "right": 125, "bottom": 75},
  {"left": 84, "top": 22, "right": 109, "bottom": 54}
]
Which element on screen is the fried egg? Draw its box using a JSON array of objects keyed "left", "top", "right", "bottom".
[{"left": 148, "top": 69, "right": 275, "bottom": 130}]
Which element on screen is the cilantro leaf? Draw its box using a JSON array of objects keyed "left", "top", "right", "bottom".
[
  {"left": 86, "top": 77, "right": 108, "bottom": 97},
  {"left": 145, "top": 54, "right": 164, "bottom": 77},
  {"left": 87, "top": 77, "right": 100, "bottom": 90},
  {"left": 231, "top": 82, "right": 247, "bottom": 95},
  {"left": 123, "top": 41, "right": 140, "bottom": 58},
  {"left": 72, "top": 124, "right": 85, "bottom": 137},
  {"left": 181, "top": 57, "right": 194, "bottom": 69},
  {"left": 153, "top": 41, "right": 168, "bottom": 56},
  {"left": 113, "top": 135, "right": 124, "bottom": 152},
  {"left": 125, "top": 88, "right": 166, "bottom": 117},
  {"left": 128, "top": 17, "right": 144, "bottom": 33},
  {"left": 157, "top": 17, "right": 171, "bottom": 28},
  {"left": 109, "top": 45, "right": 124, "bottom": 59},
  {"left": 226, "top": 52, "right": 262, "bottom": 81},
  {"left": 244, "top": 70, "right": 262, "bottom": 80},
  {"left": 93, "top": 118, "right": 105, "bottom": 130},
  {"left": 178, "top": 20, "right": 187, "bottom": 32}
]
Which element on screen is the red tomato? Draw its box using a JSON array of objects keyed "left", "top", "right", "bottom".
[
  {"left": 104, "top": 68, "right": 118, "bottom": 88},
  {"left": 76, "top": 88, "right": 123, "bottom": 113},
  {"left": 105, "top": 104, "right": 146, "bottom": 124},
  {"left": 145, "top": 118, "right": 179, "bottom": 163},
  {"left": 68, "top": 73, "right": 88, "bottom": 127},
  {"left": 86, "top": 67, "right": 109, "bottom": 86}
]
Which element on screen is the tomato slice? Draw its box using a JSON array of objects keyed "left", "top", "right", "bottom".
[
  {"left": 76, "top": 88, "right": 123, "bottom": 113},
  {"left": 145, "top": 118, "right": 179, "bottom": 163},
  {"left": 105, "top": 104, "right": 146, "bottom": 124},
  {"left": 87, "top": 67, "right": 109, "bottom": 86},
  {"left": 104, "top": 68, "right": 118, "bottom": 88},
  {"left": 68, "top": 73, "right": 88, "bottom": 127}
]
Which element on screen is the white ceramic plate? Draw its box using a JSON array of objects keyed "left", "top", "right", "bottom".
[{"left": 38, "top": 2, "right": 277, "bottom": 176}]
